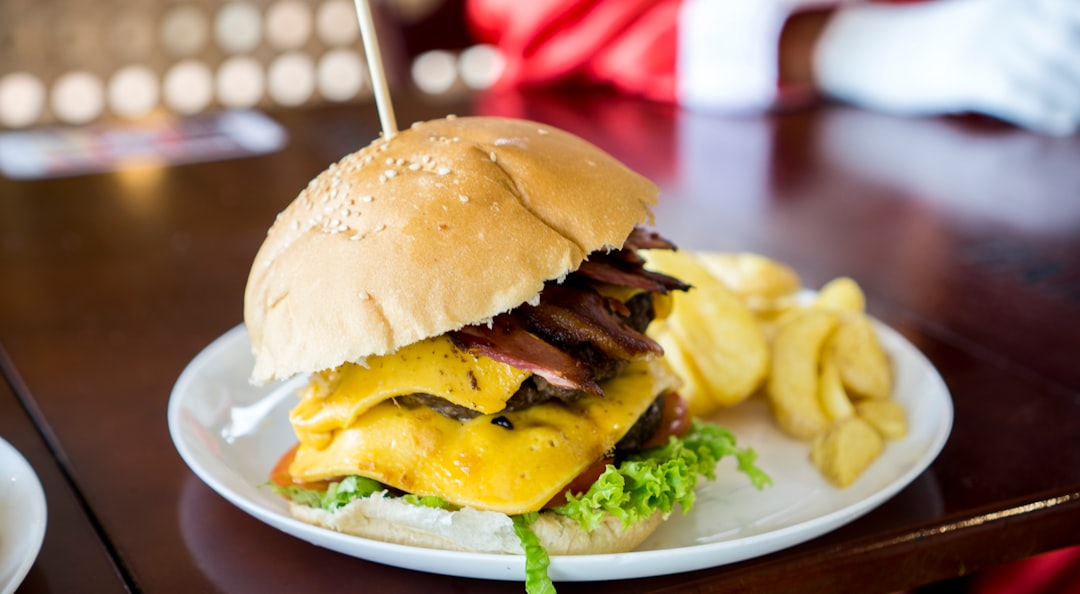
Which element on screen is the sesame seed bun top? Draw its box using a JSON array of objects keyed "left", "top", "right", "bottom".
[{"left": 243, "top": 116, "right": 658, "bottom": 384}]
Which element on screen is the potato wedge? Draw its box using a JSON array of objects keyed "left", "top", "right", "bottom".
[
  {"left": 856, "top": 399, "right": 907, "bottom": 439},
  {"left": 818, "top": 352, "right": 855, "bottom": 422},
  {"left": 810, "top": 417, "right": 884, "bottom": 488},
  {"left": 813, "top": 277, "right": 866, "bottom": 313},
  {"left": 829, "top": 313, "right": 892, "bottom": 400},
  {"left": 644, "top": 250, "right": 770, "bottom": 411},
  {"left": 650, "top": 328, "right": 712, "bottom": 418},
  {"left": 769, "top": 275, "right": 867, "bottom": 330},
  {"left": 766, "top": 310, "right": 838, "bottom": 439},
  {"left": 696, "top": 252, "right": 802, "bottom": 300},
  {"left": 696, "top": 252, "right": 802, "bottom": 321}
]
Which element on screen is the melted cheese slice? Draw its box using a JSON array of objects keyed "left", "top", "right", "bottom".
[
  {"left": 290, "top": 336, "right": 530, "bottom": 449},
  {"left": 289, "top": 359, "right": 675, "bottom": 515}
]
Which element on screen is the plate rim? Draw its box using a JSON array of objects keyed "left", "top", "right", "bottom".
[{"left": 0, "top": 436, "right": 48, "bottom": 594}]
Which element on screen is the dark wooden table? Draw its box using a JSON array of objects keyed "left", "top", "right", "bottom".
[{"left": 2, "top": 92, "right": 1078, "bottom": 593}]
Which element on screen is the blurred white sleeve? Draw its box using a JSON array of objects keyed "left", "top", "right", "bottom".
[
  {"left": 677, "top": 0, "right": 846, "bottom": 113},
  {"left": 814, "top": 0, "right": 1080, "bottom": 135}
]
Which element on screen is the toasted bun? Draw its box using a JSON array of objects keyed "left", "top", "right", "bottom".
[
  {"left": 289, "top": 492, "right": 664, "bottom": 555},
  {"left": 245, "top": 116, "right": 658, "bottom": 384}
]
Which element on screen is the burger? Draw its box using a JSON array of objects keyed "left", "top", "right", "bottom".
[{"left": 245, "top": 116, "right": 767, "bottom": 591}]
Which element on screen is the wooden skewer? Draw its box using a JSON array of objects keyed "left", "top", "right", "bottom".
[{"left": 353, "top": 0, "right": 398, "bottom": 139}]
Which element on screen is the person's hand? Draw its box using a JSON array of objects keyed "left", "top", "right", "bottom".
[{"left": 814, "top": 0, "right": 1080, "bottom": 135}]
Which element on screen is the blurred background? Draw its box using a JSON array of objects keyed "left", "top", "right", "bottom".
[{"left": 0, "top": 0, "right": 487, "bottom": 128}]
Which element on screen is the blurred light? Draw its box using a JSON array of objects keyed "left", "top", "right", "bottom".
[
  {"left": 0, "top": 72, "right": 46, "bottom": 128},
  {"left": 459, "top": 44, "right": 504, "bottom": 90},
  {"left": 318, "top": 49, "right": 366, "bottom": 101},
  {"left": 316, "top": 0, "right": 359, "bottom": 46},
  {"left": 109, "top": 66, "right": 159, "bottom": 119},
  {"left": 266, "top": 0, "right": 312, "bottom": 50},
  {"left": 161, "top": 4, "right": 209, "bottom": 57},
  {"left": 114, "top": 163, "right": 168, "bottom": 220},
  {"left": 52, "top": 71, "right": 105, "bottom": 124},
  {"left": 163, "top": 60, "right": 214, "bottom": 114},
  {"left": 412, "top": 50, "right": 457, "bottom": 95},
  {"left": 268, "top": 52, "right": 315, "bottom": 106},
  {"left": 217, "top": 56, "right": 265, "bottom": 108},
  {"left": 215, "top": 2, "right": 262, "bottom": 54}
]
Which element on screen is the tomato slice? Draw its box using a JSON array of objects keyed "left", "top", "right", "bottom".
[
  {"left": 269, "top": 443, "right": 334, "bottom": 491},
  {"left": 543, "top": 456, "right": 613, "bottom": 508}
]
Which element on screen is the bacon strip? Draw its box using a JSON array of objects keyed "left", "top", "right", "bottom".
[
  {"left": 519, "top": 283, "right": 662, "bottom": 361},
  {"left": 452, "top": 227, "right": 687, "bottom": 399},
  {"left": 576, "top": 253, "right": 689, "bottom": 294},
  {"left": 624, "top": 227, "right": 679, "bottom": 251},
  {"left": 451, "top": 316, "right": 601, "bottom": 394}
]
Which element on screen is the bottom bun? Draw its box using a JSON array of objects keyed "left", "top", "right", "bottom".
[{"left": 289, "top": 491, "right": 664, "bottom": 555}]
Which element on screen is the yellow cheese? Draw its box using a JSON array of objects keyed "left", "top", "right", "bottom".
[
  {"left": 591, "top": 282, "right": 673, "bottom": 320},
  {"left": 290, "top": 336, "right": 529, "bottom": 449},
  {"left": 590, "top": 282, "right": 643, "bottom": 304},
  {"left": 289, "top": 359, "right": 674, "bottom": 515}
]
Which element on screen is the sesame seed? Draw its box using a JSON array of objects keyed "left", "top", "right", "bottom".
[
  {"left": 489, "top": 151, "right": 497, "bottom": 162},
  {"left": 437, "top": 166, "right": 451, "bottom": 175},
  {"left": 537, "top": 128, "right": 549, "bottom": 135},
  {"left": 361, "top": 195, "right": 373, "bottom": 202},
  {"left": 408, "top": 163, "right": 421, "bottom": 171},
  {"left": 459, "top": 194, "right": 469, "bottom": 203},
  {"left": 384, "top": 169, "right": 397, "bottom": 178}
]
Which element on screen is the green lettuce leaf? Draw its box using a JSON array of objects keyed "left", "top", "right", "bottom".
[
  {"left": 554, "top": 420, "right": 771, "bottom": 532},
  {"left": 512, "top": 513, "right": 556, "bottom": 594},
  {"left": 273, "top": 475, "right": 455, "bottom": 512}
]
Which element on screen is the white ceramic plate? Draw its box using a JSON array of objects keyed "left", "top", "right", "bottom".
[
  {"left": 169, "top": 321, "right": 952, "bottom": 582},
  {"left": 0, "top": 437, "right": 47, "bottom": 594}
]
